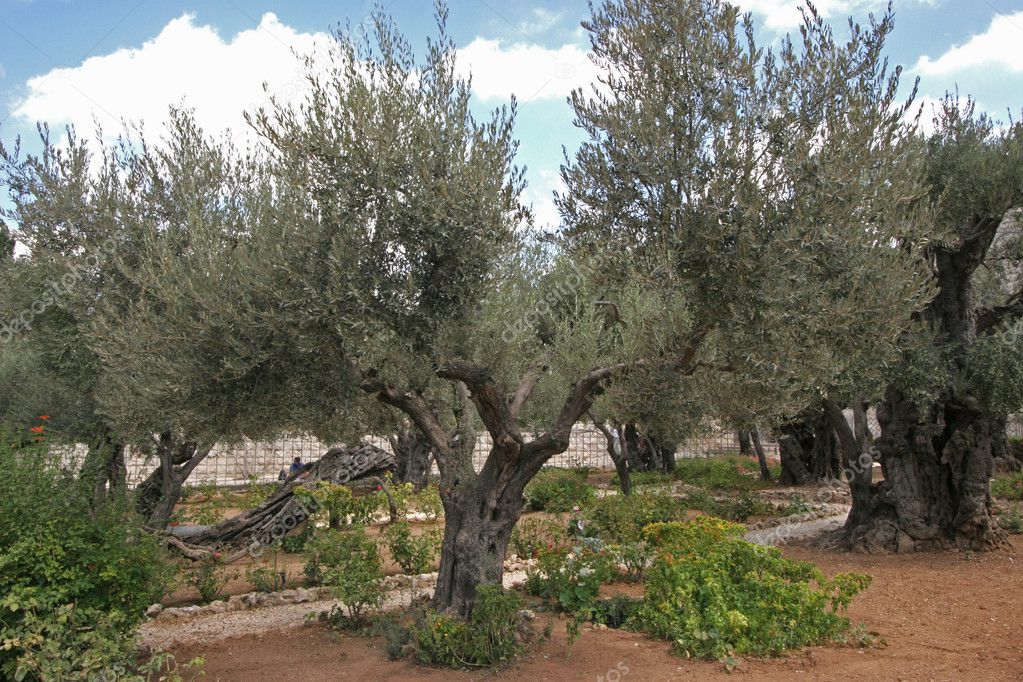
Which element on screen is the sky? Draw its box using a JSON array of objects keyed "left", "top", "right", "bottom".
[{"left": 1, "top": 0, "right": 1022, "bottom": 230}]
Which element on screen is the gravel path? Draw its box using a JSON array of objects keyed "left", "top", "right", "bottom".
[
  {"left": 744, "top": 504, "right": 850, "bottom": 546},
  {"left": 139, "top": 571, "right": 529, "bottom": 650}
]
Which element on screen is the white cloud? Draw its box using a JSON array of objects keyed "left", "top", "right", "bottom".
[
  {"left": 11, "top": 13, "right": 328, "bottom": 142},
  {"left": 735, "top": 0, "right": 935, "bottom": 32},
  {"left": 914, "top": 11, "right": 1023, "bottom": 75},
  {"left": 456, "top": 38, "right": 596, "bottom": 102},
  {"left": 517, "top": 7, "right": 565, "bottom": 35}
]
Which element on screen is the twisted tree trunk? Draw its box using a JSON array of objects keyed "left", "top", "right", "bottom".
[
  {"left": 138, "top": 433, "right": 214, "bottom": 530},
  {"left": 390, "top": 425, "right": 434, "bottom": 490},
  {"left": 775, "top": 407, "right": 839, "bottom": 485},
  {"left": 843, "top": 216, "right": 1010, "bottom": 552}
]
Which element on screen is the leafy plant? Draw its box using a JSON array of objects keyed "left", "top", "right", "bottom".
[
  {"left": 383, "top": 521, "right": 441, "bottom": 574},
  {"left": 632, "top": 517, "right": 872, "bottom": 659},
  {"left": 673, "top": 456, "right": 769, "bottom": 491},
  {"left": 410, "top": 585, "right": 526, "bottom": 668},
  {"left": 245, "top": 547, "right": 289, "bottom": 593},
  {"left": 0, "top": 433, "right": 176, "bottom": 680},
  {"left": 510, "top": 516, "right": 569, "bottom": 558},
  {"left": 186, "top": 553, "right": 235, "bottom": 603},
  {"left": 583, "top": 492, "right": 685, "bottom": 543},
  {"left": 297, "top": 482, "right": 381, "bottom": 528},
  {"left": 525, "top": 544, "right": 615, "bottom": 614},
  {"left": 524, "top": 468, "right": 595, "bottom": 512},
  {"left": 410, "top": 483, "right": 444, "bottom": 520},
  {"left": 307, "top": 528, "right": 384, "bottom": 624},
  {"left": 610, "top": 540, "right": 653, "bottom": 581},
  {"left": 996, "top": 508, "right": 1023, "bottom": 533}
]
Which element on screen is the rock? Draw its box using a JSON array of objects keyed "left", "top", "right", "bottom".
[
  {"left": 897, "top": 532, "right": 916, "bottom": 554},
  {"left": 280, "top": 589, "right": 298, "bottom": 600},
  {"left": 207, "top": 600, "right": 227, "bottom": 614},
  {"left": 293, "top": 587, "right": 311, "bottom": 603},
  {"left": 145, "top": 603, "right": 163, "bottom": 618}
]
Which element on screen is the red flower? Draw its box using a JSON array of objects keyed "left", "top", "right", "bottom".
[
  {"left": 39, "top": 415, "right": 50, "bottom": 421},
  {"left": 30, "top": 426, "right": 44, "bottom": 434}
]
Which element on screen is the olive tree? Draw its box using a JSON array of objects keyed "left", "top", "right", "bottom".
[
  {"left": 557, "top": 0, "right": 934, "bottom": 518},
  {"left": 840, "top": 97, "right": 1023, "bottom": 551}
]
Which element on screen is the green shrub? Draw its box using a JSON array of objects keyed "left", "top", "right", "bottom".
[
  {"left": 411, "top": 483, "right": 444, "bottom": 520},
  {"left": 306, "top": 528, "right": 384, "bottom": 623},
  {"left": 992, "top": 472, "right": 1023, "bottom": 500},
  {"left": 525, "top": 544, "right": 615, "bottom": 613},
  {"left": 0, "top": 434, "right": 176, "bottom": 680},
  {"left": 186, "top": 552, "right": 235, "bottom": 603},
  {"left": 524, "top": 468, "right": 595, "bottom": 512},
  {"left": 510, "top": 516, "right": 569, "bottom": 558},
  {"left": 411, "top": 585, "right": 525, "bottom": 668},
  {"left": 383, "top": 521, "right": 441, "bottom": 574},
  {"left": 631, "top": 517, "right": 871, "bottom": 659},
  {"left": 609, "top": 540, "right": 653, "bottom": 581},
  {"left": 681, "top": 489, "right": 774, "bottom": 522},
  {"left": 674, "top": 456, "right": 767, "bottom": 491},
  {"left": 583, "top": 493, "right": 685, "bottom": 542},
  {"left": 245, "top": 548, "right": 289, "bottom": 592},
  {"left": 297, "top": 482, "right": 382, "bottom": 527}
]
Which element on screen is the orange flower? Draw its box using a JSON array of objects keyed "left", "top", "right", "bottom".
[
  {"left": 39, "top": 415, "right": 50, "bottom": 421},
  {"left": 30, "top": 426, "right": 44, "bottom": 434}
]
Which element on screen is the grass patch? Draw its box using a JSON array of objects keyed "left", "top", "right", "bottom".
[{"left": 992, "top": 472, "right": 1023, "bottom": 501}]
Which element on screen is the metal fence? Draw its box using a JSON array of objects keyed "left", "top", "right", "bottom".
[{"left": 58, "top": 411, "right": 1021, "bottom": 488}]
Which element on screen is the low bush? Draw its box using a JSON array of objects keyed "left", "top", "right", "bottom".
[
  {"left": 609, "top": 540, "right": 653, "bottom": 581},
  {"left": 297, "top": 482, "right": 383, "bottom": 527},
  {"left": 996, "top": 508, "right": 1023, "bottom": 533},
  {"left": 383, "top": 520, "right": 441, "bottom": 574},
  {"left": 583, "top": 492, "right": 685, "bottom": 542},
  {"left": 681, "top": 489, "right": 774, "bottom": 522},
  {"left": 632, "top": 517, "right": 872, "bottom": 659},
  {"left": 186, "top": 552, "right": 235, "bottom": 603},
  {"left": 510, "top": 516, "right": 569, "bottom": 558},
  {"left": 245, "top": 547, "right": 289, "bottom": 592},
  {"left": 992, "top": 471, "right": 1023, "bottom": 500},
  {"left": 306, "top": 527, "right": 384, "bottom": 624},
  {"left": 525, "top": 544, "right": 615, "bottom": 613},
  {"left": 524, "top": 468, "right": 595, "bottom": 512},
  {"left": 0, "top": 432, "right": 179, "bottom": 680},
  {"left": 410, "top": 585, "right": 526, "bottom": 668},
  {"left": 674, "top": 456, "right": 768, "bottom": 491}
]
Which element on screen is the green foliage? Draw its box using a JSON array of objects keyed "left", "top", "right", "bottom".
[
  {"left": 3, "top": 602, "right": 204, "bottom": 682},
  {"left": 306, "top": 528, "right": 384, "bottom": 623},
  {"left": 523, "top": 468, "right": 595, "bottom": 511},
  {"left": 992, "top": 472, "right": 1023, "bottom": 501},
  {"left": 525, "top": 544, "right": 616, "bottom": 614},
  {"left": 410, "top": 585, "right": 525, "bottom": 668},
  {"left": 186, "top": 553, "right": 235, "bottom": 604},
  {"left": 383, "top": 521, "right": 441, "bottom": 574},
  {"left": 609, "top": 541, "right": 653, "bottom": 582},
  {"left": 996, "top": 508, "right": 1023, "bottom": 534},
  {"left": 411, "top": 483, "right": 444, "bottom": 521},
  {"left": 673, "top": 457, "right": 769, "bottom": 491},
  {"left": 245, "top": 548, "right": 289, "bottom": 593},
  {"left": 297, "top": 482, "right": 381, "bottom": 528},
  {"left": 583, "top": 493, "right": 686, "bottom": 543},
  {"left": 0, "top": 435, "right": 175, "bottom": 680},
  {"left": 510, "top": 516, "right": 569, "bottom": 558},
  {"left": 632, "top": 517, "right": 871, "bottom": 659}
]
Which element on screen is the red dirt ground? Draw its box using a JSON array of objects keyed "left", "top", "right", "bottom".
[{"left": 173, "top": 536, "right": 1023, "bottom": 681}]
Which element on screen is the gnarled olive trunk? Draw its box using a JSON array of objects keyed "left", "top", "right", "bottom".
[
  {"left": 775, "top": 407, "right": 839, "bottom": 485},
  {"left": 432, "top": 464, "right": 530, "bottom": 617},
  {"left": 138, "top": 433, "right": 214, "bottom": 530},
  {"left": 843, "top": 220, "right": 1009, "bottom": 552},
  {"left": 390, "top": 426, "right": 434, "bottom": 490},
  {"left": 80, "top": 430, "right": 126, "bottom": 506}
]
